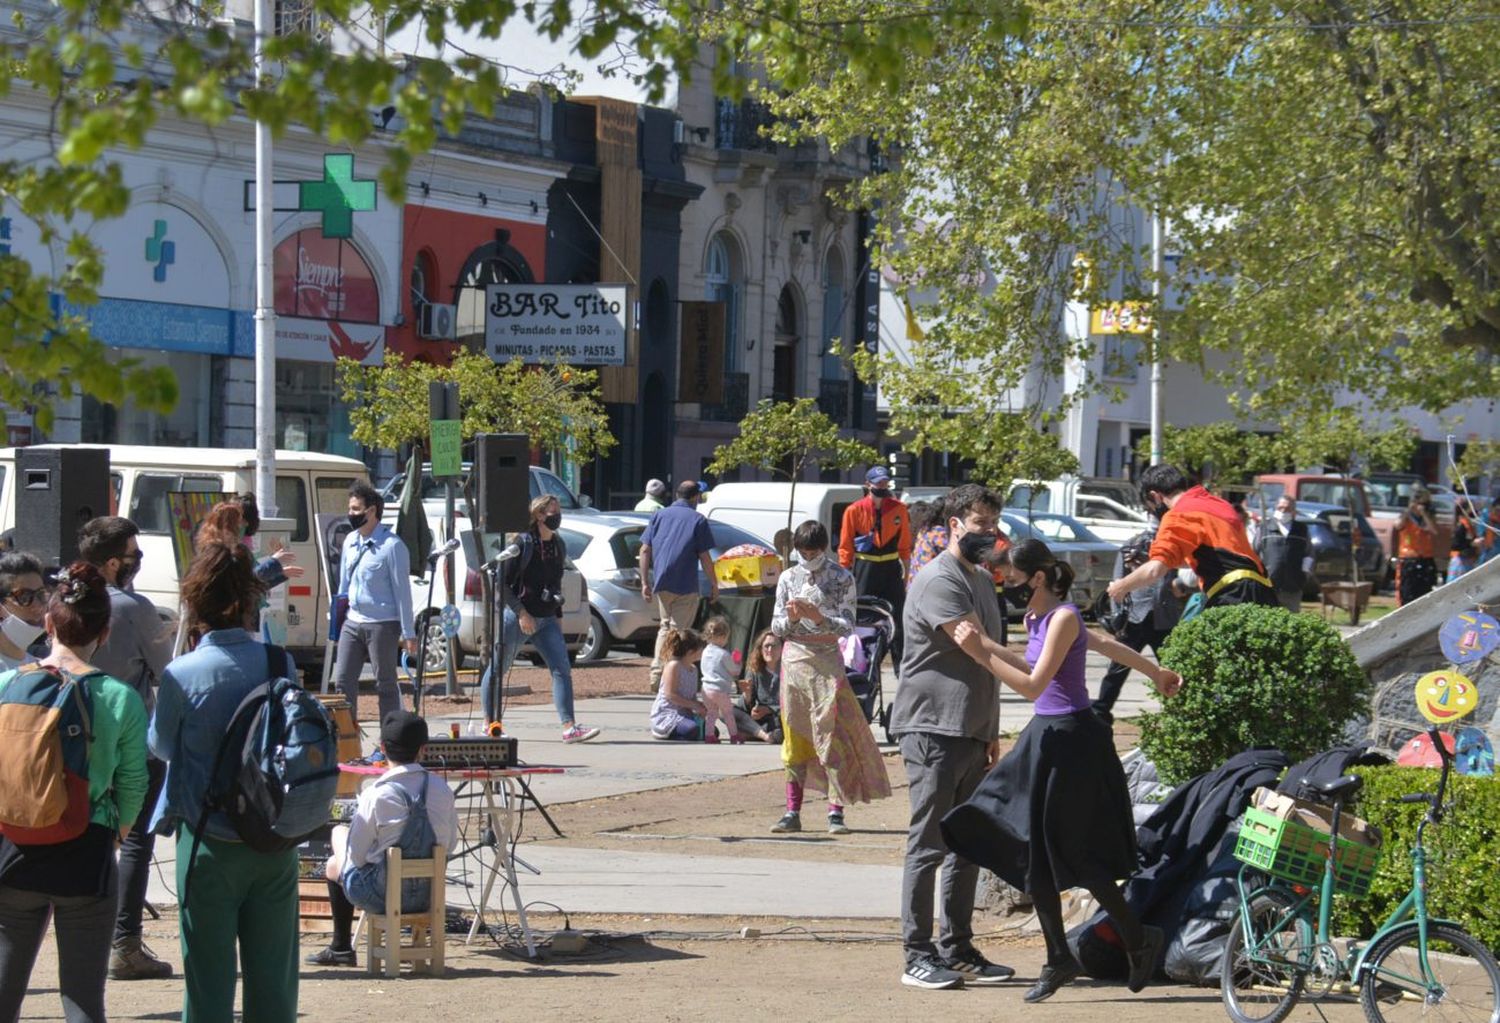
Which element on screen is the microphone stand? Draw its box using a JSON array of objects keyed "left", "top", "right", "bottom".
[{"left": 410, "top": 547, "right": 451, "bottom": 716}]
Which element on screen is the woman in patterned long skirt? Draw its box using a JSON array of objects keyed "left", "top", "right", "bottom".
[{"left": 768, "top": 520, "right": 892, "bottom": 836}]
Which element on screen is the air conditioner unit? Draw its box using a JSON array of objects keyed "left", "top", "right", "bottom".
[{"left": 418, "top": 302, "right": 457, "bottom": 340}]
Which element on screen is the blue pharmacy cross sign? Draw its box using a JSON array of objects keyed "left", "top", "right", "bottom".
[
  {"left": 298, "top": 155, "right": 377, "bottom": 240},
  {"left": 145, "top": 219, "right": 175, "bottom": 282}
]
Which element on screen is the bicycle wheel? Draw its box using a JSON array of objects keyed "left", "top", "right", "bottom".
[
  {"left": 1221, "top": 888, "right": 1314, "bottom": 1023},
  {"left": 1359, "top": 921, "right": 1500, "bottom": 1023}
]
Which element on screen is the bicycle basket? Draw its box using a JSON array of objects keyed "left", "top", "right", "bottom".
[{"left": 1234, "top": 805, "right": 1380, "bottom": 897}]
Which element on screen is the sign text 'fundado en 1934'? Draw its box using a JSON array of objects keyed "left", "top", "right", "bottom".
[{"left": 484, "top": 283, "right": 630, "bottom": 365}]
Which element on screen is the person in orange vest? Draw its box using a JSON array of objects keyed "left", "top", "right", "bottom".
[
  {"left": 1394, "top": 490, "right": 1439, "bottom": 605},
  {"left": 1108, "top": 464, "right": 1277, "bottom": 610},
  {"left": 838, "top": 466, "right": 913, "bottom": 665}
]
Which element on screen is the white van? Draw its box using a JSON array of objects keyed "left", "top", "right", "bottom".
[
  {"left": 699, "top": 482, "right": 865, "bottom": 551},
  {"left": 0, "top": 444, "right": 369, "bottom": 664},
  {"left": 1006, "top": 476, "right": 1149, "bottom": 545}
]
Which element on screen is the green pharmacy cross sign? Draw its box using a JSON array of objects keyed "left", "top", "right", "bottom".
[{"left": 241, "top": 154, "right": 377, "bottom": 240}]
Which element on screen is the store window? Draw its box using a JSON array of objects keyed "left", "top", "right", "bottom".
[
  {"left": 273, "top": 229, "right": 379, "bottom": 323},
  {"left": 81, "top": 350, "right": 213, "bottom": 447},
  {"left": 276, "top": 362, "right": 359, "bottom": 459}
]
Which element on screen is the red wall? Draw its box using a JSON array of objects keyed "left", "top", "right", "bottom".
[{"left": 386, "top": 205, "right": 547, "bottom": 364}]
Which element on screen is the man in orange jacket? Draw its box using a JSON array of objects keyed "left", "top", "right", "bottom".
[{"left": 839, "top": 466, "right": 913, "bottom": 665}]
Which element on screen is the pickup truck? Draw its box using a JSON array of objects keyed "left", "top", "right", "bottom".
[{"left": 1004, "top": 476, "right": 1150, "bottom": 545}]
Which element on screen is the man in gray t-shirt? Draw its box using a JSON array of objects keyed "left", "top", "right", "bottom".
[{"left": 889, "top": 485, "right": 1013, "bottom": 990}]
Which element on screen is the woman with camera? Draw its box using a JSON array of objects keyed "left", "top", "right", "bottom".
[
  {"left": 1394, "top": 490, "right": 1439, "bottom": 605},
  {"left": 482, "top": 495, "right": 599, "bottom": 744}
]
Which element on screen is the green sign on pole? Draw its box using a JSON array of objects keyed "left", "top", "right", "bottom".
[{"left": 431, "top": 419, "right": 462, "bottom": 479}]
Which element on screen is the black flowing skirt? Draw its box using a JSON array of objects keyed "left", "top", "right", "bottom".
[{"left": 940, "top": 708, "right": 1135, "bottom": 894}]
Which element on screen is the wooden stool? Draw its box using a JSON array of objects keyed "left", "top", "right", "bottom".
[{"left": 363, "top": 845, "right": 446, "bottom": 978}]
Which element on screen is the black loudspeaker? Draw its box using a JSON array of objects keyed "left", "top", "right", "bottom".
[
  {"left": 474, "top": 433, "right": 531, "bottom": 534},
  {"left": 15, "top": 447, "right": 112, "bottom": 567}
]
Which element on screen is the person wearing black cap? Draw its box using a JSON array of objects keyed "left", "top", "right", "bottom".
[
  {"left": 307, "top": 710, "right": 458, "bottom": 967},
  {"left": 838, "top": 465, "right": 912, "bottom": 664}
]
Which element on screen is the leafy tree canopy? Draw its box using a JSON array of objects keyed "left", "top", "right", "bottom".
[
  {"left": 337, "top": 349, "right": 615, "bottom": 461},
  {"left": 748, "top": 0, "right": 1500, "bottom": 456},
  {"left": 0, "top": 0, "right": 1025, "bottom": 423},
  {"left": 708, "top": 397, "right": 877, "bottom": 540}
]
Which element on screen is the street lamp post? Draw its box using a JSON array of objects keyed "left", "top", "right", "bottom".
[
  {"left": 1149, "top": 208, "right": 1165, "bottom": 467},
  {"left": 253, "top": 0, "right": 277, "bottom": 516}
]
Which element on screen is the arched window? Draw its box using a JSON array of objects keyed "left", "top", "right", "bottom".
[
  {"left": 410, "top": 250, "right": 435, "bottom": 318},
  {"left": 454, "top": 238, "right": 535, "bottom": 345},
  {"left": 821, "top": 247, "right": 847, "bottom": 379},
  {"left": 705, "top": 233, "right": 742, "bottom": 372}
]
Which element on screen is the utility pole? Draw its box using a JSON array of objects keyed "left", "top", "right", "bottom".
[
  {"left": 1149, "top": 208, "right": 1165, "bottom": 467},
  {"left": 253, "top": 0, "right": 278, "bottom": 516}
]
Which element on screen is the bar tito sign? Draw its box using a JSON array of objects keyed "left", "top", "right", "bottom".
[{"left": 484, "top": 284, "right": 629, "bottom": 365}]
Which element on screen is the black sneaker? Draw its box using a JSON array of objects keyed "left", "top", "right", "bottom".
[
  {"left": 770, "top": 811, "right": 802, "bottom": 833},
  {"left": 827, "top": 812, "right": 850, "bottom": 835},
  {"left": 943, "top": 945, "right": 1015, "bottom": 985},
  {"left": 1023, "top": 960, "right": 1081, "bottom": 1002},
  {"left": 1126, "top": 925, "right": 1165, "bottom": 993},
  {"left": 902, "top": 952, "right": 965, "bottom": 990},
  {"left": 305, "top": 945, "right": 357, "bottom": 967}
]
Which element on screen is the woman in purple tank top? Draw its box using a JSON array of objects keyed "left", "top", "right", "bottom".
[{"left": 939, "top": 539, "right": 1183, "bottom": 1003}]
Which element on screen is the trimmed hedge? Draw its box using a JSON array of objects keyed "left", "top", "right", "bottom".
[
  {"left": 1336, "top": 766, "right": 1500, "bottom": 955},
  {"left": 1140, "top": 604, "right": 1370, "bottom": 784}
]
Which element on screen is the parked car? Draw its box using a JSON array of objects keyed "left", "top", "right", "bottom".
[
  {"left": 699, "top": 482, "right": 864, "bottom": 553},
  {"left": 378, "top": 462, "right": 596, "bottom": 514},
  {"left": 566, "top": 513, "right": 777, "bottom": 661},
  {"left": 999, "top": 512, "right": 1115, "bottom": 616},
  {"left": 1294, "top": 501, "right": 1388, "bottom": 597},
  {"left": 395, "top": 499, "right": 589, "bottom": 672},
  {"left": 1005, "top": 476, "right": 1148, "bottom": 545}
]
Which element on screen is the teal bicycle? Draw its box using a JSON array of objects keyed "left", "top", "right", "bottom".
[{"left": 1221, "top": 726, "right": 1500, "bottom": 1023}]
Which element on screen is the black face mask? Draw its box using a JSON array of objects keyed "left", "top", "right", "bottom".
[
  {"left": 348, "top": 511, "right": 367, "bottom": 529},
  {"left": 1001, "top": 582, "right": 1035, "bottom": 609},
  {"left": 1148, "top": 500, "right": 1169, "bottom": 520},
  {"left": 542, "top": 512, "right": 562, "bottom": 531},
  {"left": 957, "top": 529, "right": 997, "bottom": 565},
  {"left": 116, "top": 556, "right": 141, "bottom": 590}
]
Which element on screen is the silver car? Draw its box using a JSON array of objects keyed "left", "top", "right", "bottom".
[
  {"left": 400, "top": 499, "right": 589, "bottom": 672},
  {"left": 1001, "top": 511, "right": 1117, "bottom": 615},
  {"left": 564, "top": 513, "right": 778, "bottom": 662}
]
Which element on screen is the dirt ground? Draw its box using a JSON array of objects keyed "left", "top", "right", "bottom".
[{"left": 14, "top": 679, "right": 1379, "bottom": 1023}]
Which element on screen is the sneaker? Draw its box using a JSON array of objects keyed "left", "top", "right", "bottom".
[
  {"left": 943, "top": 945, "right": 1015, "bottom": 986},
  {"left": 770, "top": 811, "right": 802, "bottom": 833},
  {"left": 703, "top": 732, "right": 720, "bottom": 744},
  {"left": 902, "top": 952, "right": 965, "bottom": 990},
  {"left": 561, "top": 724, "right": 600, "bottom": 744},
  {"left": 305, "top": 945, "right": 357, "bottom": 967},
  {"left": 1023, "top": 959, "right": 1081, "bottom": 1003},
  {"left": 109, "top": 936, "right": 174, "bottom": 980},
  {"left": 827, "top": 812, "right": 850, "bottom": 835}
]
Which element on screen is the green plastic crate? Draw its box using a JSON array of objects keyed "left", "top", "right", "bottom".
[{"left": 1233, "top": 805, "right": 1380, "bottom": 897}]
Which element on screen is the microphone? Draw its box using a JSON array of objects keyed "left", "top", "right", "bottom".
[
  {"left": 426, "top": 537, "right": 461, "bottom": 565},
  {"left": 486, "top": 542, "right": 522, "bottom": 569}
]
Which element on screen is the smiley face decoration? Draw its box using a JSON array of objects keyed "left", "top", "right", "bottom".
[{"left": 1413, "top": 670, "right": 1479, "bottom": 725}]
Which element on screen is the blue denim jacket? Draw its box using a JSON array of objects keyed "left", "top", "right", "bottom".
[
  {"left": 340, "top": 524, "right": 415, "bottom": 639},
  {"left": 148, "top": 629, "right": 298, "bottom": 841}
]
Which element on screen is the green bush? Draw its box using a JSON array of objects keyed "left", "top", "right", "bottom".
[
  {"left": 1139, "top": 603, "right": 1370, "bottom": 784},
  {"left": 1335, "top": 766, "right": 1500, "bottom": 954}
]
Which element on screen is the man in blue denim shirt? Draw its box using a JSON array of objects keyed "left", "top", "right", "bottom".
[{"left": 331, "top": 482, "right": 416, "bottom": 728}]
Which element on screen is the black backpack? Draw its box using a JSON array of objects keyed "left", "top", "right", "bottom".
[{"left": 182, "top": 645, "right": 339, "bottom": 903}]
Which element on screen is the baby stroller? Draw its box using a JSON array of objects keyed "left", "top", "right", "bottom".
[{"left": 841, "top": 596, "right": 897, "bottom": 743}]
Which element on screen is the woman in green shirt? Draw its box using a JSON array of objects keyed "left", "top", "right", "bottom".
[{"left": 0, "top": 561, "right": 148, "bottom": 1023}]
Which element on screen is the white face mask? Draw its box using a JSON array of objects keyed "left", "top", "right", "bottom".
[
  {"left": 1, "top": 612, "right": 45, "bottom": 650},
  {"left": 1275, "top": 510, "right": 1293, "bottom": 525},
  {"left": 801, "top": 552, "right": 828, "bottom": 571}
]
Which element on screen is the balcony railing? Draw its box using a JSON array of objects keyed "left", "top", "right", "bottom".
[
  {"left": 702, "top": 372, "right": 750, "bottom": 422},
  {"left": 715, "top": 98, "right": 777, "bottom": 153},
  {"left": 817, "top": 377, "right": 849, "bottom": 426}
]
